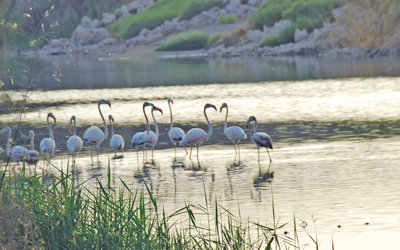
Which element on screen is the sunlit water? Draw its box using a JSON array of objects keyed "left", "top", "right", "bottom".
[{"left": 2, "top": 54, "right": 400, "bottom": 248}]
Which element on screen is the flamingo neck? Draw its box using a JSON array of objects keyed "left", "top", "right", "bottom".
[
  {"left": 168, "top": 101, "right": 173, "bottom": 130},
  {"left": 99, "top": 103, "right": 108, "bottom": 139},
  {"left": 143, "top": 105, "right": 150, "bottom": 133},
  {"left": 48, "top": 117, "right": 54, "bottom": 140},
  {"left": 250, "top": 120, "right": 257, "bottom": 142},
  {"left": 72, "top": 119, "right": 77, "bottom": 136},
  {"left": 4, "top": 127, "right": 11, "bottom": 156},
  {"left": 30, "top": 132, "right": 35, "bottom": 150},
  {"left": 151, "top": 109, "right": 159, "bottom": 138},
  {"left": 109, "top": 119, "right": 115, "bottom": 137},
  {"left": 204, "top": 108, "right": 213, "bottom": 141},
  {"left": 223, "top": 107, "right": 228, "bottom": 132}
]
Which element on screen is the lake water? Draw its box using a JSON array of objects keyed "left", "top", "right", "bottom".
[{"left": 1, "top": 54, "right": 400, "bottom": 249}]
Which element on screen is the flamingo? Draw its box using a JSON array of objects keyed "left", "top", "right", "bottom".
[
  {"left": 0, "top": 126, "right": 27, "bottom": 164},
  {"left": 132, "top": 102, "right": 154, "bottom": 163},
  {"left": 145, "top": 104, "right": 163, "bottom": 161},
  {"left": 83, "top": 99, "right": 111, "bottom": 162},
  {"left": 40, "top": 112, "right": 56, "bottom": 164},
  {"left": 181, "top": 103, "right": 217, "bottom": 162},
  {"left": 109, "top": 115, "right": 125, "bottom": 158},
  {"left": 26, "top": 130, "right": 39, "bottom": 165},
  {"left": 167, "top": 98, "right": 186, "bottom": 156},
  {"left": 66, "top": 115, "right": 83, "bottom": 164},
  {"left": 246, "top": 116, "right": 273, "bottom": 171},
  {"left": 220, "top": 103, "right": 247, "bottom": 162}
]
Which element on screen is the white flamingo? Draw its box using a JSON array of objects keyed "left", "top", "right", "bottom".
[
  {"left": 181, "top": 103, "right": 217, "bottom": 162},
  {"left": 0, "top": 126, "right": 27, "bottom": 164},
  {"left": 220, "top": 103, "right": 247, "bottom": 162},
  {"left": 66, "top": 115, "right": 83, "bottom": 164},
  {"left": 83, "top": 99, "right": 111, "bottom": 162},
  {"left": 109, "top": 115, "right": 125, "bottom": 158},
  {"left": 26, "top": 130, "right": 39, "bottom": 165},
  {"left": 40, "top": 112, "right": 56, "bottom": 164},
  {"left": 246, "top": 116, "right": 273, "bottom": 171},
  {"left": 132, "top": 102, "right": 154, "bottom": 163},
  {"left": 145, "top": 104, "right": 163, "bottom": 161},
  {"left": 167, "top": 98, "right": 186, "bottom": 156}
]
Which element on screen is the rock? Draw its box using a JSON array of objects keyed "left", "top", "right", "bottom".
[
  {"left": 102, "top": 12, "right": 116, "bottom": 25},
  {"left": 72, "top": 26, "right": 110, "bottom": 45},
  {"left": 294, "top": 29, "right": 308, "bottom": 43},
  {"left": 91, "top": 19, "right": 104, "bottom": 28},
  {"left": 39, "top": 38, "right": 79, "bottom": 55},
  {"left": 115, "top": 5, "right": 130, "bottom": 20},
  {"left": 127, "top": 1, "right": 141, "bottom": 14},
  {"left": 81, "top": 16, "right": 92, "bottom": 28},
  {"left": 247, "top": 29, "right": 264, "bottom": 43}
]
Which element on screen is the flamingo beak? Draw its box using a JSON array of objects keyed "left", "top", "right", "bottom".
[
  {"left": 157, "top": 107, "right": 163, "bottom": 114},
  {"left": 211, "top": 104, "right": 217, "bottom": 111}
]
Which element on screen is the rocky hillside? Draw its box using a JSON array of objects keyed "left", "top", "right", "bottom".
[{"left": 9, "top": 0, "right": 400, "bottom": 58}]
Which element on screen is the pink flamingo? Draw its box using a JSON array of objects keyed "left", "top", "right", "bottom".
[
  {"left": 66, "top": 115, "right": 83, "bottom": 164},
  {"left": 132, "top": 102, "right": 154, "bottom": 163},
  {"left": 220, "top": 103, "right": 247, "bottom": 162},
  {"left": 167, "top": 98, "right": 187, "bottom": 156},
  {"left": 26, "top": 130, "right": 39, "bottom": 165},
  {"left": 1, "top": 126, "right": 27, "bottom": 164},
  {"left": 180, "top": 103, "right": 217, "bottom": 162},
  {"left": 83, "top": 99, "right": 111, "bottom": 162},
  {"left": 109, "top": 115, "right": 125, "bottom": 158},
  {"left": 145, "top": 104, "right": 163, "bottom": 161},
  {"left": 40, "top": 112, "right": 56, "bottom": 164}
]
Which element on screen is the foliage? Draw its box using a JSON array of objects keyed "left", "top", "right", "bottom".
[
  {"left": 156, "top": 32, "right": 209, "bottom": 51},
  {"left": 248, "top": 0, "right": 295, "bottom": 29},
  {"left": 179, "top": 0, "right": 222, "bottom": 21},
  {"left": 260, "top": 24, "right": 296, "bottom": 47},
  {"left": 218, "top": 14, "right": 237, "bottom": 24},
  {"left": 207, "top": 33, "right": 224, "bottom": 48},
  {"left": 0, "top": 164, "right": 318, "bottom": 249}
]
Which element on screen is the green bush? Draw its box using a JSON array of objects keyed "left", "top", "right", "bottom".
[
  {"left": 156, "top": 32, "right": 209, "bottom": 51},
  {"left": 282, "top": 0, "right": 342, "bottom": 22},
  {"left": 218, "top": 14, "right": 237, "bottom": 24},
  {"left": 206, "top": 33, "right": 223, "bottom": 48},
  {"left": 108, "top": 0, "right": 191, "bottom": 39},
  {"left": 179, "top": 0, "right": 222, "bottom": 21},
  {"left": 260, "top": 24, "right": 296, "bottom": 47},
  {"left": 248, "top": 0, "right": 294, "bottom": 29}
]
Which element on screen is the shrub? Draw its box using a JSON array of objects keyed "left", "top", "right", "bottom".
[
  {"left": 179, "top": 0, "right": 222, "bottom": 21},
  {"left": 260, "top": 24, "right": 296, "bottom": 47},
  {"left": 206, "top": 33, "right": 223, "bottom": 48},
  {"left": 108, "top": 0, "right": 191, "bottom": 39},
  {"left": 248, "top": 0, "right": 294, "bottom": 29},
  {"left": 218, "top": 14, "right": 237, "bottom": 24},
  {"left": 282, "top": 0, "right": 342, "bottom": 22},
  {"left": 156, "top": 32, "right": 209, "bottom": 51}
]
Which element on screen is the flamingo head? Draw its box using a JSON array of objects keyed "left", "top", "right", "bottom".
[
  {"left": 70, "top": 115, "right": 76, "bottom": 124},
  {"left": 220, "top": 102, "right": 228, "bottom": 113},
  {"left": 204, "top": 103, "right": 217, "bottom": 112},
  {"left": 143, "top": 101, "right": 154, "bottom": 109},
  {"left": 153, "top": 106, "right": 163, "bottom": 115},
  {"left": 168, "top": 97, "right": 173, "bottom": 105},
  {"left": 109, "top": 115, "right": 114, "bottom": 124},
  {"left": 246, "top": 116, "right": 257, "bottom": 128},
  {"left": 47, "top": 112, "right": 56, "bottom": 124},
  {"left": 98, "top": 99, "right": 111, "bottom": 108}
]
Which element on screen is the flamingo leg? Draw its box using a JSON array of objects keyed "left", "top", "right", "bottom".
[
  {"left": 152, "top": 148, "right": 154, "bottom": 161},
  {"left": 266, "top": 148, "right": 272, "bottom": 163},
  {"left": 237, "top": 143, "right": 241, "bottom": 162},
  {"left": 257, "top": 148, "right": 261, "bottom": 174},
  {"left": 174, "top": 145, "right": 177, "bottom": 156},
  {"left": 90, "top": 145, "right": 93, "bottom": 162},
  {"left": 136, "top": 150, "right": 139, "bottom": 166},
  {"left": 189, "top": 146, "right": 193, "bottom": 160},
  {"left": 196, "top": 145, "right": 200, "bottom": 163},
  {"left": 184, "top": 146, "right": 188, "bottom": 154}
]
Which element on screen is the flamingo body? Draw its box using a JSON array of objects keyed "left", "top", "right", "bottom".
[
  {"left": 251, "top": 132, "right": 273, "bottom": 150},
  {"left": 109, "top": 115, "right": 125, "bottom": 157},
  {"left": 168, "top": 127, "right": 185, "bottom": 145},
  {"left": 181, "top": 128, "right": 207, "bottom": 146},
  {"left": 40, "top": 138, "right": 55, "bottom": 153},
  {"left": 1, "top": 127, "right": 27, "bottom": 163},
  {"left": 83, "top": 126, "right": 105, "bottom": 146},
  {"left": 224, "top": 126, "right": 247, "bottom": 143},
  {"left": 132, "top": 132, "right": 147, "bottom": 149},
  {"left": 67, "top": 135, "right": 83, "bottom": 153}
]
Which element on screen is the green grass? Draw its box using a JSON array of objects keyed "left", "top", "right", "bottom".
[
  {"left": 218, "top": 14, "right": 238, "bottom": 24},
  {"left": 156, "top": 32, "right": 209, "bottom": 51},
  {"left": 108, "top": 0, "right": 222, "bottom": 39},
  {"left": 255, "top": 0, "right": 345, "bottom": 47},
  {"left": 0, "top": 162, "right": 318, "bottom": 249}
]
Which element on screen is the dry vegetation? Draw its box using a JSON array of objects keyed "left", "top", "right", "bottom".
[{"left": 329, "top": 0, "right": 400, "bottom": 50}]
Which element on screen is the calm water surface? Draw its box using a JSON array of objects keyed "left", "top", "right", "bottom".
[{"left": 2, "top": 55, "right": 400, "bottom": 249}]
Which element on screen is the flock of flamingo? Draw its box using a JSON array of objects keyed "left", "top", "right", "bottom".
[{"left": 1, "top": 98, "right": 273, "bottom": 168}]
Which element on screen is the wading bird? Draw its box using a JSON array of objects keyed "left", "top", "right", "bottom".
[
  {"left": 0, "top": 126, "right": 27, "bottom": 164},
  {"left": 145, "top": 104, "right": 163, "bottom": 161},
  {"left": 40, "top": 112, "right": 56, "bottom": 164},
  {"left": 83, "top": 99, "right": 111, "bottom": 162},
  {"left": 220, "top": 103, "right": 247, "bottom": 162},
  {"left": 132, "top": 102, "right": 154, "bottom": 164},
  {"left": 66, "top": 115, "right": 83, "bottom": 164},
  {"left": 26, "top": 130, "right": 39, "bottom": 165},
  {"left": 246, "top": 116, "right": 273, "bottom": 171},
  {"left": 167, "top": 98, "right": 186, "bottom": 156},
  {"left": 109, "top": 115, "right": 125, "bottom": 158},
  {"left": 181, "top": 103, "right": 217, "bottom": 162}
]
